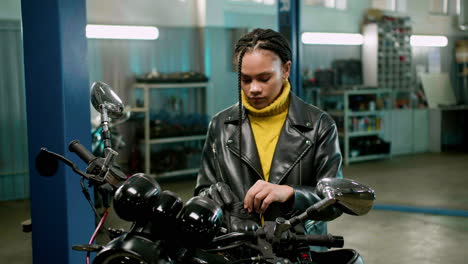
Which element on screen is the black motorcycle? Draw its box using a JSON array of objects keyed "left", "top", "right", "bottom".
[{"left": 36, "top": 82, "right": 376, "bottom": 264}]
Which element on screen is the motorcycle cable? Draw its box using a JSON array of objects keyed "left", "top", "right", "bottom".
[
  {"left": 204, "top": 241, "right": 248, "bottom": 253},
  {"left": 86, "top": 207, "right": 110, "bottom": 264},
  {"left": 80, "top": 177, "right": 112, "bottom": 240},
  {"left": 230, "top": 256, "right": 273, "bottom": 264}
]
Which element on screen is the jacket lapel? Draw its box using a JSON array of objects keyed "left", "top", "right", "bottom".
[
  {"left": 269, "top": 95, "right": 314, "bottom": 184},
  {"left": 225, "top": 108, "right": 264, "bottom": 179}
]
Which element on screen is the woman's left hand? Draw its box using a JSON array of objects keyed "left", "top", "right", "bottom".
[{"left": 243, "top": 180, "right": 294, "bottom": 213}]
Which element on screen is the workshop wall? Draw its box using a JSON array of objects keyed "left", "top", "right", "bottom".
[
  {"left": 4, "top": 0, "right": 468, "bottom": 200},
  {"left": 86, "top": 0, "right": 199, "bottom": 27},
  {"left": 87, "top": 27, "right": 204, "bottom": 103},
  {"left": 0, "top": 20, "right": 29, "bottom": 200},
  {"left": 0, "top": 0, "right": 21, "bottom": 20},
  {"left": 300, "top": 0, "right": 468, "bottom": 95}
]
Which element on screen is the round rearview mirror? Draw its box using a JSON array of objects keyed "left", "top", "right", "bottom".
[
  {"left": 90, "top": 81, "right": 124, "bottom": 119},
  {"left": 317, "top": 178, "right": 376, "bottom": 216}
]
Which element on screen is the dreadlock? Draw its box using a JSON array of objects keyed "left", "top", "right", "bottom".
[{"left": 234, "top": 28, "right": 292, "bottom": 161}]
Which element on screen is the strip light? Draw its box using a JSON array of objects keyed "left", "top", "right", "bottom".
[
  {"left": 410, "top": 35, "right": 448, "bottom": 47},
  {"left": 86, "top": 25, "right": 159, "bottom": 40},
  {"left": 301, "top": 32, "right": 364, "bottom": 45}
]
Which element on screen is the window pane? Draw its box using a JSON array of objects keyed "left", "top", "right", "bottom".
[
  {"left": 430, "top": 0, "right": 448, "bottom": 14},
  {"left": 336, "top": 0, "right": 347, "bottom": 10},
  {"left": 305, "top": 0, "right": 347, "bottom": 9},
  {"left": 372, "top": 0, "right": 396, "bottom": 11},
  {"left": 305, "top": 0, "right": 334, "bottom": 8}
]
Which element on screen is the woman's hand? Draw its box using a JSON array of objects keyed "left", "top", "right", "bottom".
[{"left": 243, "top": 180, "right": 294, "bottom": 213}]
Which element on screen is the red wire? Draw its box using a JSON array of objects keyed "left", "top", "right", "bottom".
[
  {"left": 86, "top": 208, "right": 110, "bottom": 264},
  {"left": 89, "top": 208, "right": 110, "bottom": 244}
]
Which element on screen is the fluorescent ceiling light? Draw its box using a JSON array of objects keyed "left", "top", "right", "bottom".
[
  {"left": 86, "top": 25, "right": 159, "bottom": 40},
  {"left": 301, "top": 32, "right": 364, "bottom": 45},
  {"left": 410, "top": 35, "right": 448, "bottom": 47}
]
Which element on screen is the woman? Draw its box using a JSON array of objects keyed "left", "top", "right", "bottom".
[{"left": 195, "top": 28, "right": 343, "bottom": 238}]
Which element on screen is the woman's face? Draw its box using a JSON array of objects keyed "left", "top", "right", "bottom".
[{"left": 240, "top": 49, "right": 291, "bottom": 109}]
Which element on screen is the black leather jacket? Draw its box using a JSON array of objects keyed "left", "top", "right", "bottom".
[{"left": 195, "top": 93, "right": 343, "bottom": 232}]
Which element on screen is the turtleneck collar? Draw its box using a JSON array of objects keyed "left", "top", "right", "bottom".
[{"left": 242, "top": 80, "right": 291, "bottom": 117}]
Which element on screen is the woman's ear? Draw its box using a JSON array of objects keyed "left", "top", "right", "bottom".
[{"left": 282, "top": 60, "right": 292, "bottom": 80}]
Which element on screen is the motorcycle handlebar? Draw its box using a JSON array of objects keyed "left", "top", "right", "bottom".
[
  {"left": 292, "top": 234, "right": 344, "bottom": 248},
  {"left": 210, "top": 231, "right": 344, "bottom": 249},
  {"left": 69, "top": 140, "right": 97, "bottom": 164}
]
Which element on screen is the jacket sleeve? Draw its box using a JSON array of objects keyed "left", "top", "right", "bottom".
[
  {"left": 289, "top": 119, "right": 344, "bottom": 221},
  {"left": 194, "top": 119, "right": 220, "bottom": 196}
]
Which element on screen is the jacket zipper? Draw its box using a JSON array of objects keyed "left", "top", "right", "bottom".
[
  {"left": 212, "top": 143, "right": 226, "bottom": 183},
  {"left": 299, "top": 160, "right": 302, "bottom": 185}
]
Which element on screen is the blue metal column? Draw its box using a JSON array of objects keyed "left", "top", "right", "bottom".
[
  {"left": 21, "top": 0, "right": 94, "bottom": 263},
  {"left": 278, "top": 0, "right": 302, "bottom": 97}
]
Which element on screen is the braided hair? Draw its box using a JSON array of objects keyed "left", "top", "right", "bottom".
[{"left": 234, "top": 28, "right": 292, "bottom": 161}]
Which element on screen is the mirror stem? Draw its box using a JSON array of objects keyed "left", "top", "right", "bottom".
[
  {"left": 99, "top": 105, "right": 112, "bottom": 149},
  {"left": 288, "top": 197, "right": 336, "bottom": 228},
  {"left": 274, "top": 196, "right": 338, "bottom": 240}
]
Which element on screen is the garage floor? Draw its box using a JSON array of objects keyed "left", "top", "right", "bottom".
[{"left": 1, "top": 152, "right": 468, "bottom": 264}]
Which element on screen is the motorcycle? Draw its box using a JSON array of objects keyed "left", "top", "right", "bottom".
[{"left": 35, "top": 82, "right": 376, "bottom": 264}]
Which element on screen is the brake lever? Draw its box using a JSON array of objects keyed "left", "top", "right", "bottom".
[{"left": 38, "top": 148, "right": 105, "bottom": 183}]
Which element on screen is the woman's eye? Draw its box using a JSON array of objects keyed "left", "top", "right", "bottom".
[
  {"left": 242, "top": 79, "right": 251, "bottom": 83},
  {"left": 259, "top": 77, "right": 270, "bottom": 82}
]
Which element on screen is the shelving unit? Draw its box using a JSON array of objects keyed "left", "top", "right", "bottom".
[
  {"left": 362, "top": 18, "right": 412, "bottom": 90},
  {"left": 321, "top": 88, "right": 392, "bottom": 165},
  {"left": 455, "top": 40, "right": 468, "bottom": 104},
  {"left": 132, "top": 82, "right": 209, "bottom": 178}
]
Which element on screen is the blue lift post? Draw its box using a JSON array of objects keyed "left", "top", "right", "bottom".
[
  {"left": 278, "top": 0, "right": 302, "bottom": 98},
  {"left": 21, "top": 0, "right": 94, "bottom": 263}
]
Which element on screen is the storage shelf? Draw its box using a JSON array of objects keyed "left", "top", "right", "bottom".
[
  {"left": 339, "top": 131, "right": 382, "bottom": 137},
  {"left": 327, "top": 110, "right": 344, "bottom": 116},
  {"left": 349, "top": 111, "right": 385, "bottom": 116},
  {"left": 153, "top": 168, "right": 199, "bottom": 178},
  {"left": 348, "top": 131, "right": 382, "bottom": 137},
  {"left": 319, "top": 110, "right": 387, "bottom": 117},
  {"left": 347, "top": 154, "right": 390, "bottom": 163},
  {"left": 322, "top": 88, "right": 392, "bottom": 96},
  {"left": 322, "top": 87, "right": 391, "bottom": 165},
  {"left": 132, "top": 82, "right": 209, "bottom": 176},
  {"left": 134, "top": 82, "right": 209, "bottom": 89},
  {"left": 439, "top": 105, "right": 468, "bottom": 110},
  {"left": 131, "top": 107, "right": 147, "bottom": 113},
  {"left": 148, "top": 135, "right": 206, "bottom": 144}
]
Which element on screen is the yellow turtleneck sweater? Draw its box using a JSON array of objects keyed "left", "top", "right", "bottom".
[{"left": 242, "top": 80, "right": 290, "bottom": 182}]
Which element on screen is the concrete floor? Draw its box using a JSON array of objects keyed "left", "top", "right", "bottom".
[{"left": 1, "top": 152, "right": 468, "bottom": 263}]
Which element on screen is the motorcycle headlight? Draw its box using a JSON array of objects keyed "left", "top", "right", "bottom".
[
  {"left": 150, "top": 190, "right": 183, "bottom": 239},
  {"left": 113, "top": 173, "right": 161, "bottom": 222},
  {"left": 177, "top": 196, "right": 223, "bottom": 248}
]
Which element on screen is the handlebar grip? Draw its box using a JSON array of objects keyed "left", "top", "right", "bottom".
[
  {"left": 296, "top": 234, "right": 344, "bottom": 248},
  {"left": 69, "top": 140, "right": 97, "bottom": 164}
]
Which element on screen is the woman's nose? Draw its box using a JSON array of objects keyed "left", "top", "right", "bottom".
[{"left": 249, "top": 82, "right": 261, "bottom": 95}]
